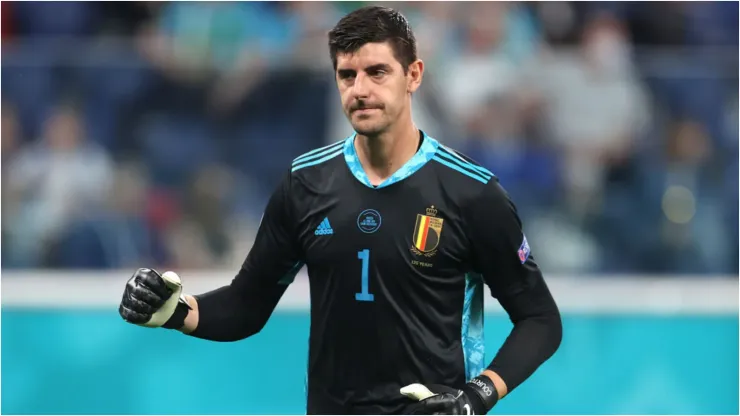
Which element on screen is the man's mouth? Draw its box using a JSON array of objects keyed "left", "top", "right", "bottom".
[{"left": 353, "top": 106, "right": 381, "bottom": 113}]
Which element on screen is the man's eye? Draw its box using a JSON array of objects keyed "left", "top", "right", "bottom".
[{"left": 338, "top": 71, "right": 355, "bottom": 80}]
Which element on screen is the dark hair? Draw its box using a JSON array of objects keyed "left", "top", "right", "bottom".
[{"left": 328, "top": 6, "right": 417, "bottom": 73}]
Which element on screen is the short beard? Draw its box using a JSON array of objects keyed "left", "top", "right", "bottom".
[
  {"left": 353, "top": 124, "right": 387, "bottom": 138},
  {"left": 350, "top": 113, "right": 390, "bottom": 138}
]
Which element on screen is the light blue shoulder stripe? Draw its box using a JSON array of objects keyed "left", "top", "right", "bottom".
[
  {"left": 435, "top": 150, "right": 493, "bottom": 180},
  {"left": 293, "top": 140, "right": 346, "bottom": 165},
  {"left": 432, "top": 156, "right": 490, "bottom": 184},
  {"left": 437, "top": 146, "right": 494, "bottom": 177},
  {"left": 292, "top": 149, "right": 343, "bottom": 172}
]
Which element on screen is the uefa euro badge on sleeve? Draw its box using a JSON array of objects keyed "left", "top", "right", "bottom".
[{"left": 518, "top": 235, "right": 530, "bottom": 264}]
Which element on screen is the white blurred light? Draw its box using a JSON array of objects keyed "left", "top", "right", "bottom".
[{"left": 661, "top": 185, "right": 696, "bottom": 224}]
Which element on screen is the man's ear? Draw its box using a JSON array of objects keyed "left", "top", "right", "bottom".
[{"left": 407, "top": 59, "right": 424, "bottom": 94}]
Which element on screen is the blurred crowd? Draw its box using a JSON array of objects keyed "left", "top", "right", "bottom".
[{"left": 1, "top": 1, "right": 737, "bottom": 275}]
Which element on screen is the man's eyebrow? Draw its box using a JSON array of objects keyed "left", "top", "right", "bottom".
[
  {"left": 337, "top": 64, "right": 392, "bottom": 77},
  {"left": 365, "top": 63, "right": 392, "bottom": 72}
]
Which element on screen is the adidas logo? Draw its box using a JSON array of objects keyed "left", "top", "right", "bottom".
[{"left": 315, "top": 217, "right": 334, "bottom": 236}]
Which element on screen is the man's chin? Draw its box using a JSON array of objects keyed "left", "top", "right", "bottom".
[{"left": 351, "top": 121, "right": 387, "bottom": 137}]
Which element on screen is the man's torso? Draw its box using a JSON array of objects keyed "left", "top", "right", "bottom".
[{"left": 289, "top": 134, "right": 492, "bottom": 414}]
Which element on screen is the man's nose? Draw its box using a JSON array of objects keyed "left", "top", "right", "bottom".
[{"left": 351, "top": 73, "right": 370, "bottom": 98}]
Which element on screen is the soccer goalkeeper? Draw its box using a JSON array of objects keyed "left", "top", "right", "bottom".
[{"left": 119, "top": 6, "right": 562, "bottom": 415}]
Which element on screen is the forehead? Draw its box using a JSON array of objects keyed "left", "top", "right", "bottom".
[{"left": 335, "top": 42, "right": 400, "bottom": 70}]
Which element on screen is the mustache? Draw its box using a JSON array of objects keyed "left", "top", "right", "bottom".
[{"left": 350, "top": 102, "right": 384, "bottom": 112}]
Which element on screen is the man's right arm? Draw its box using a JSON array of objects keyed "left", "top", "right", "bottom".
[{"left": 170, "top": 172, "right": 304, "bottom": 341}]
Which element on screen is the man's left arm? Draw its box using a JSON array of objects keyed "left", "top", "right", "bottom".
[
  {"left": 401, "top": 179, "right": 562, "bottom": 415},
  {"left": 466, "top": 179, "right": 562, "bottom": 407}
]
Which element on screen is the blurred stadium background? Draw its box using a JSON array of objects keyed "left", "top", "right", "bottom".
[{"left": 1, "top": 1, "right": 738, "bottom": 414}]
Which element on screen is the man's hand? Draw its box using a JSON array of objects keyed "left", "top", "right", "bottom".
[
  {"left": 119, "top": 268, "right": 191, "bottom": 329},
  {"left": 401, "top": 376, "right": 499, "bottom": 415}
]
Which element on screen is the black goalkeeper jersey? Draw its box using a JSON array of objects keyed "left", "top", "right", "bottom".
[{"left": 235, "top": 131, "right": 553, "bottom": 414}]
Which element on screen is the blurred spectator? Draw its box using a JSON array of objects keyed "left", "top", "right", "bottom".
[
  {"left": 163, "top": 164, "right": 238, "bottom": 269},
  {"left": 461, "top": 95, "right": 560, "bottom": 214},
  {"left": 533, "top": 2, "right": 583, "bottom": 46},
  {"left": 524, "top": 13, "right": 650, "bottom": 219},
  {"left": 436, "top": 2, "right": 539, "bottom": 128},
  {"left": 272, "top": 2, "right": 341, "bottom": 69},
  {"left": 51, "top": 163, "right": 171, "bottom": 269},
  {"left": 405, "top": 2, "right": 460, "bottom": 69},
  {"left": 136, "top": 2, "right": 271, "bottom": 117},
  {"left": 642, "top": 120, "right": 725, "bottom": 273},
  {"left": 3, "top": 101, "right": 114, "bottom": 267},
  {"left": 174, "top": 164, "right": 235, "bottom": 267}
]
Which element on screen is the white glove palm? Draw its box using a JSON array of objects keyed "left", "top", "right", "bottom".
[{"left": 143, "top": 271, "right": 184, "bottom": 327}]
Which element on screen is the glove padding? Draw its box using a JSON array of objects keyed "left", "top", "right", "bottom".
[
  {"left": 401, "top": 376, "right": 498, "bottom": 415},
  {"left": 119, "top": 268, "right": 190, "bottom": 329}
]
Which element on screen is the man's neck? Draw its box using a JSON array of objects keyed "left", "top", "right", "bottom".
[{"left": 355, "top": 122, "right": 420, "bottom": 186}]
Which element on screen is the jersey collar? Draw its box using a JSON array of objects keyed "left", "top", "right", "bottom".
[{"left": 343, "top": 130, "right": 440, "bottom": 189}]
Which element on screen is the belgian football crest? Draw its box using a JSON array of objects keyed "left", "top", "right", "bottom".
[{"left": 411, "top": 206, "right": 444, "bottom": 257}]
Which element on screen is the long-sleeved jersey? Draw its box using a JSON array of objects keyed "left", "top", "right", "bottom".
[{"left": 192, "top": 131, "right": 561, "bottom": 414}]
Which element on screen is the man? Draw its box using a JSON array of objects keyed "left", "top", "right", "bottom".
[{"left": 119, "top": 6, "right": 562, "bottom": 415}]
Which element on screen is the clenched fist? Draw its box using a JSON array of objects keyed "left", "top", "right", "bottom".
[{"left": 119, "top": 268, "right": 190, "bottom": 329}]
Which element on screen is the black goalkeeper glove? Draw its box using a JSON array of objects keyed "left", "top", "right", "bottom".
[
  {"left": 119, "top": 268, "right": 191, "bottom": 330},
  {"left": 401, "top": 376, "right": 499, "bottom": 415}
]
